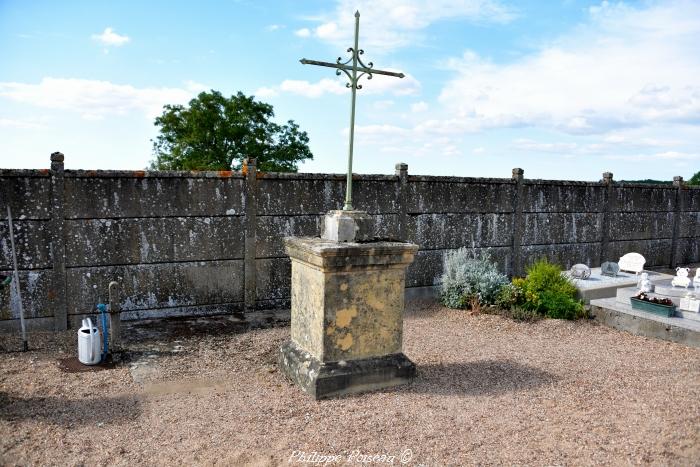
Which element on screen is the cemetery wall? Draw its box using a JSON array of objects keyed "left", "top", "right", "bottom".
[{"left": 1, "top": 155, "right": 698, "bottom": 331}]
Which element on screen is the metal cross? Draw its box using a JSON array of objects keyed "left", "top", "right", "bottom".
[{"left": 300, "top": 10, "right": 405, "bottom": 211}]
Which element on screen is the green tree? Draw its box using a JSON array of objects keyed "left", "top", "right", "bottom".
[
  {"left": 150, "top": 90, "right": 312, "bottom": 172},
  {"left": 689, "top": 171, "right": 700, "bottom": 186}
]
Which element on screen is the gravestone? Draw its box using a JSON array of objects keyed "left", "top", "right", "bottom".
[
  {"left": 569, "top": 264, "right": 591, "bottom": 280},
  {"left": 601, "top": 261, "right": 619, "bottom": 277},
  {"left": 618, "top": 253, "right": 646, "bottom": 274}
]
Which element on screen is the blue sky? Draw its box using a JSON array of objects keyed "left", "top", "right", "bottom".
[{"left": 1, "top": 0, "right": 698, "bottom": 181}]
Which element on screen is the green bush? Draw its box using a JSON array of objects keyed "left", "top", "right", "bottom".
[
  {"left": 539, "top": 290, "right": 586, "bottom": 319},
  {"left": 495, "top": 282, "right": 524, "bottom": 309},
  {"left": 515, "top": 259, "right": 585, "bottom": 319},
  {"left": 439, "top": 248, "right": 509, "bottom": 309}
]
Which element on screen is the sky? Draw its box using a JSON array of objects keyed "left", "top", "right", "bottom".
[{"left": 0, "top": 0, "right": 699, "bottom": 181}]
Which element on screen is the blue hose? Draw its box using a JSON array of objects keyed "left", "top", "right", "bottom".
[{"left": 97, "top": 303, "right": 109, "bottom": 362}]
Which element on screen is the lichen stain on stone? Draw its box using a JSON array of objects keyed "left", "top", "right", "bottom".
[
  {"left": 339, "top": 282, "right": 348, "bottom": 291},
  {"left": 335, "top": 306, "right": 357, "bottom": 327},
  {"left": 336, "top": 333, "right": 353, "bottom": 351}
]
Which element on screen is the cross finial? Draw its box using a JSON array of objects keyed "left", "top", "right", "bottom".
[{"left": 299, "top": 11, "right": 404, "bottom": 211}]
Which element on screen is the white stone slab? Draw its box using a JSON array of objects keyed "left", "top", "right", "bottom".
[
  {"left": 573, "top": 268, "right": 673, "bottom": 303},
  {"left": 618, "top": 252, "right": 646, "bottom": 274}
]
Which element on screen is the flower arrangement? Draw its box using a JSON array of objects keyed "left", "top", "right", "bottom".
[{"left": 633, "top": 292, "right": 673, "bottom": 306}]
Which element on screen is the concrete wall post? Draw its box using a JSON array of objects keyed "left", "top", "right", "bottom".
[
  {"left": 599, "top": 172, "right": 614, "bottom": 266},
  {"left": 244, "top": 157, "right": 258, "bottom": 311},
  {"left": 670, "top": 176, "right": 684, "bottom": 268},
  {"left": 395, "top": 163, "right": 408, "bottom": 241},
  {"left": 509, "top": 168, "right": 524, "bottom": 277},
  {"left": 49, "top": 152, "right": 68, "bottom": 331}
]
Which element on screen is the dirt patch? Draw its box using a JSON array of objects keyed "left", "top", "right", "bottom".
[
  {"left": 1, "top": 300, "right": 699, "bottom": 466},
  {"left": 57, "top": 356, "right": 116, "bottom": 373}
]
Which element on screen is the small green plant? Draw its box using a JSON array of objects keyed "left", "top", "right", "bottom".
[
  {"left": 539, "top": 290, "right": 586, "bottom": 319},
  {"left": 439, "top": 248, "right": 509, "bottom": 309},
  {"left": 515, "top": 259, "right": 585, "bottom": 319},
  {"left": 510, "top": 306, "right": 543, "bottom": 322},
  {"left": 495, "top": 282, "right": 523, "bottom": 309}
]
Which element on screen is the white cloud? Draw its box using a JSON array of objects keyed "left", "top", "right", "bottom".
[
  {"left": 437, "top": 1, "right": 700, "bottom": 135},
  {"left": 305, "top": 0, "right": 513, "bottom": 52},
  {"left": 266, "top": 24, "right": 284, "bottom": 31},
  {"left": 605, "top": 151, "right": 699, "bottom": 162},
  {"left": 411, "top": 101, "right": 428, "bottom": 112},
  {"left": 373, "top": 99, "right": 394, "bottom": 110},
  {"left": 472, "top": 146, "right": 485, "bottom": 154},
  {"left": 512, "top": 139, "right": 578, "bottom": 153},
  {"left": 295, "top": 28, "right": 311, "bottom": 38},
  {"left": 279, "top": 79, "right": 347, "bottom": 98},
  {"left": 257, "top": 72, "right": 419, "bottom": 99},
  {"left": 0, "top": 117, "right": 48, "bottom": 130},
  {"left": 255, "top": 86, "right": 278, "bottom": 98},
  {"left": 91, "top": 27, "right": 130, "bottom": 47},
  {"left": 0, "top": 78, "right": 205, "bottom": 120}
]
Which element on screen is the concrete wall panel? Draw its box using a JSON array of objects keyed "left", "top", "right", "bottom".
[
  {"left": 256, "top": 257, "right": 291, "bottom": 301},
  {"left": 681, "top": 188, "right": 700, "bottom": 212},
  {"left": 406, "top": 181, "right": 515, "bottom": 214},
  {"left": 0, "top": 173, "right": 51, "bottom": 220},
  {"left": 65, "top": 176, "right": 245, "bottom": 218},
  {"left": 678, "top": 237, "right": 700, "bottom": 264},
  {"left": 407, "top": 213, "right": 513, "bottom": 249},
  {"left": 65, "top": 260, "right": 244, "bottom": 315},
  {"left": 0, "top": 220, "right": 52, "bottom": 269},
  {"left": 257, "top": 178, "right": 399, "bottom": 216},
  {"left": 521, "top": 243, "right": 601, "bottom": 272},
  {"left": 608, "top": 212, "right": 675, "bottom": 241},
  {"left": 606, "top": 239, "right": 671, "bottom": 267},
  {"left": 522, "top": 183, "right": 604, "bottom": 213},
  {"left": 0, "top": 270, "right": 54, "bottom": 319},
  {"left": 613, "top": 186, "right": 676, "bottom": 212},
  {"left": 679, "top": 212, "right": 700, "bottom": 238},
  {"left": 65, "top": 216, "right": 244, "bottom": 267},
  {"left": 521, "top": 213, "right": 602, "bottom": 245}
]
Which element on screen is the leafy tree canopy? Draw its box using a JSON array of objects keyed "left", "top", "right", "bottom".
[
  {"left": 689, "top": 171, "right": 700, "bottom": 186},
  {"left": 149, "top": 90, "right": 312, "bottom": 172}
]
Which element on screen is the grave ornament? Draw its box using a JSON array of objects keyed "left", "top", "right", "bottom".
[
  {"left": 600, "top": 261, "right": 619, "bottom": 277},
  {"left": 694, "top": 269, "right": 700, "bottom": 288},
  {"left": 680, "top": 292, "right": 700, "bottom": 313},
  {"left": 618, "top": 252, "right": 646, "bottom": 274},
  {"left": 637, "top": 272, "right": 653, "bottom": 293},
  {"left": 671, "top": 267, "right": 691, "bottom": 288},
  {"left": 569, "top": 264, "right": 591, "bottom": 280}
]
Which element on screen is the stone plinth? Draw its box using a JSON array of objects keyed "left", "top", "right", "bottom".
[
  {"left": 321, "top": 210, "right": 374, "bottom": 243},
  {"left": 278, "top": 237, "right": 418, "bottom": 399}
]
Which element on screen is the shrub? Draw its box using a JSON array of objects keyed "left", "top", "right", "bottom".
[
  {"left": 540, "top": 290, "right": 586, "bottom": 320},
  {"left": 495, "top": 282, "right": 524, "bottom": 309},
  {"left": 517, "top": 259, "right": 585, "bottom": 319},
  {"left": 440, "top": 248, "right": 509, "bottom": 309}
]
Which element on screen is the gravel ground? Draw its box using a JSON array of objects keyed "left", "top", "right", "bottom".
[{"left": 1, "top": 300, "right": 699, "bottom": 466}]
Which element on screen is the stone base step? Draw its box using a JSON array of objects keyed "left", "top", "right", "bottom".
[{"left": 590, "top": 297, "right": 700, "bottom": 348}]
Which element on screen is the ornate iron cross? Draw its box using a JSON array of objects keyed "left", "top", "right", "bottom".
[{"left": 300, "top": 11, "right": 405, "bottom": 211}]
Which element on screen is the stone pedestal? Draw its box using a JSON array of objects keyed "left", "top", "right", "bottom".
[
  {"left": 321, "top": 210, "right": 374, "bottom": 243},
  {"left": 279, "top": 237, "right": 418, "bottom": 399}
]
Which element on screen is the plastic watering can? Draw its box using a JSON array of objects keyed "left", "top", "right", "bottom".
[{"left": 78, "top": 317, "right": 102, "bottom": 365}]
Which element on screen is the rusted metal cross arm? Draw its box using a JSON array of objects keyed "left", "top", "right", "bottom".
[{"left": 299, "top": 59, "right": 405, "bottom": 78}]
